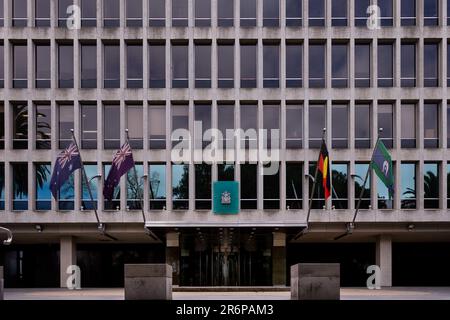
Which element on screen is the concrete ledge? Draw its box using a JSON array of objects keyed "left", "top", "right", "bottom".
[
  {"left": 291, "top": 263, "right": 340, "bottom": 300},
  {"left": 124, "top": 264, "right": 172, "bottom": 300}
]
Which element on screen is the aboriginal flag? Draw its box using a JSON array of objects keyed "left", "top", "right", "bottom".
[{"left": 317, "top": 140, "right": 331, "bottom": 200}]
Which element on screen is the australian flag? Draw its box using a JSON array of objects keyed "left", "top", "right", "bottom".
[
  {"left": 50, "top": 142, "right": 82, "bottom": 200},
  {"left": 103, "top": 141, "right": 135, "bottom": 201}
]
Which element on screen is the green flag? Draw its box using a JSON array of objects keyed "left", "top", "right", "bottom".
[{"left": 371, "top": 140, "right": 394, "bottom": 197}]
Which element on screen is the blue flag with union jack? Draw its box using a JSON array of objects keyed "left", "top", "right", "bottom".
[
  {"left": 50, "top": 142, "right": 82, "bottom": 199},
  {"left": 103, "top": 141, "right": 135, "bottom": 201}
]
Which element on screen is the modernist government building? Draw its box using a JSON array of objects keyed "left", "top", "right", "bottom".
[{"left": 1, "top": 0, "right": 450, "bottom": 288}]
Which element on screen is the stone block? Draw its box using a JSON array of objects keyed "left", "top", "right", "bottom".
[
  {"left": 124, "top": 264, "right": 172, "bottom": 300},
  {"left": 291, "top": 263, "right": 340, "bottom": 300}
]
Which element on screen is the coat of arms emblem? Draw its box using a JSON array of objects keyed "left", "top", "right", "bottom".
[{"left": 221, "top": 191, "right": 231, "bottom": 205}]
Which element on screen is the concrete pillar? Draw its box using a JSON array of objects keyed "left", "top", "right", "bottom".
[
  {"left": 166, "top": 232, "right": 180, "bottom": 286},
  {"left": 376, "top": 235, "right": 392, "bottom": 287},
  {"left": 60, "top": 236, "right": 77, "bottom": 288},
  {"left": 272, "top": 231, "right": 286, "bottom": 286}
]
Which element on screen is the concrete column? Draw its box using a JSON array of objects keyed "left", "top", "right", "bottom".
[
  {"left": 166, "top": 232, "right": 180, "bottom": 286},
  {"left": 375, "top": 234, "right": 392, "bottom": 287},
  {"left": 60, "top": 236, "right": 77, "bottom": 288},
  {"left": 272, "top": 231, "right": 286, "bottom": 286}
]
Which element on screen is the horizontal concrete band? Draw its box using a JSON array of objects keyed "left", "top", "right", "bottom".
[
  {"left": 124, "top": 264, "right": 172, "bottom": 278},
  {"left": 291, "top": 263, "right": 340, "bottom": 278}
]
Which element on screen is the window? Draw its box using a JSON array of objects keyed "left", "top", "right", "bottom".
[
  {"left": 127, "top": 105, "right": 143, "bottom": 149},
  {"left": 81, "top": 0, "right": 96, "bottom": 27},
  {"left": 195, "top": 0, "right": 211, "bottom": 27},
  {"left": 355, "top": 103, "right": 371, "bottom": 148},
  {"left": 286, "top": 43, "right": 303, "bottom": 87},
  {"left": 332, "top": 103, "right": 348, "bottom": 149},
  {"left": 171, "top": 104, "right": 189, "bottom": 147},
  {"left": 58, "top": 104, "right": 73, "bottom": 149},
  {"left": 309, "top": 163, "right": 324, "bottom": 209},
  {"left": 195, "top": 164, "right": 211, "bottom": 209},
  {"left": 309, "top": 103, "right": 325, "bottom": 148},
  {"left": 401, "top": 0, "right": 416, "bottom": 26},
  {"left": 378, "top": 103, "right": 394, "bottom": 148},
  {"left": 354, "top": 163, "right": 371, "bottom": 209},
  {"left": 103, "top": 104, "right": 120, "bottom": 149},
  {"left": 172, "top": 164, "right": 189, "bottom": 210},
  {"left": 82, "top": 164, "right": 98, "bottom": 210},
  {"left": 81, "top": 44, "right": 97, "bottom": 88},
  {"left": 35, "top": 104, "right": 51, "bottom": 149},
  {"left": 149, "top": 163, "right": 166, "bottom": 209},
  {"left": 424, "top": 0, "right": 438, "bottom": 26},
  {"left": 195, "top": 44, "right": 211, "bottom": 88},
  {"left": 309, "top": 0, "right": 324, "bottom": 26},
  {"left": 241, "top": 0, "right": 257, "bottom": 27},
  {"left": 263, "top": 44, "right": 280, "bottom": 88},
  {"left": 35, "top": 163, "right": 51, "bottom": 210},
  {"left": 149, "top": 104, "right": 166, "bottom": 149},
  {"left": 401, "top": 103, "right": 416, "bottom": 148},
  {"left": 424, "top": 43, "right": 439, "bottom": 87},
  {"left": 35, "top": 43, "right": 51, "bottom": 88},
  {"left": 0, "top": 43, "right": 3, "bottom": 88},
  {"left": 127, "top": 44, "right": 143, "bottom": 88},
  {"left": 401, "top": 43, "right": 416, "bottom": 87},
  {"left": 332, "top": 0, "right": 347, "bottom": 26},
  {"left": 218, "top": 104, "right": 234, "bottom": 149},
  {"left": 218, "top": 43, "right": 234, "bottom": 88},
  {"left": 58, "top": 0, "right": 73, "bottom": 27},
  {"left": 0, "top": 163, "right": 4, "bottom": 210},
  {"left": 193, "top": 104, "right": 211, "bottom": 150},
  {"left": 59, "top": 179, "right": 75, "bottom": 211},
  {"left": 332, "top": 43, "right": 348, "bottom": 88},
  {"left": 240, "top": 103, "right": 258, "bottom": 149},
  {"left": 286, "top": 104, "right": 303, "bottom": 148},
  {"left": 104, "top": 44, "right": 120, "bottom": 88},
  {"left": 218, "top": 0, "right": 233, "bottom": 27},
  {"left": 0, "top": 104, "right": 3, "bottom": 149},
  {"left": 149, "top": 0, "right": 165, "bottom": 26},
  {"left": 264, "top": 162, "right": 280, "bottom": 209},
  {"left": 377, "top": 161, "right": 394, "bottom": 209},
  {"left": 241, "top": 164, "right": 257, "bottom": 209},
  {"left": 172, "top": 44, "right": 189, "bottom": 88},
  {"left": 263, "top": 104, "right": 280, "bottom": 149},
  {"left": 35, "top": 0, "right": 51, "bottom": 27},
  {"left": 12, "top": 103, "right": 28, "bottom": 149},
  {"left": 424, "top": 102, "right": 439, "bottom": 148},
  {"left": 240, "top": 43, "right": 257, "bottom": 88},
  {"left": 126, "top": 163, "right": 143, "bottom": 210},
  {"left": 104, "top": 0, "right": 120, "bottom": 27},
  {"left": 286, "top": 163, "right": 302, "bottom": 209},
  {"left": 447, "top": 43, "right": 450, "bottom": 86},
  {"left": 12, "top": 163, "right": 28, "bottom": 210},
  {"left": 355, "top": 42, "right": 371, "bottom": 87},
  {"left": 354, "top": 0, "right": 369, "bottom": 27},
  {"left": 126, "top": 0, "right": 142, "bottom": 27},
  {"left": 378, "top": 43, "right": 393, "bottom": 87},
  {"left": 13, "top": 44, "right": 27, "bottom": 88},
  {"left": 218, "top": 164, "right": 234, "bottom": 181},
  {"left": 172, "top": 0, "right": 188, "bottom": 27},
  {"left": 448, "top": 104, "right": 450, "bottom": 147},
  {"left": 103, "top": 163, "right": 120, "bottom": 210},
  {"left": 424, "top": 162, "right": 440, "bottom": 209},
  {"left": 13, "top": 0, "right": 27, "bottom": 27},
  {"left": 332, "top": 163, "right": 348, "bottom": 209},
  {"left": 447, "top": 163, "right": 450, "bottom": 208},
  {"left": 149, "top": 43, "right": 166, "bottom": 88},
  {"left": 379, "top": 0, "right": 393, "bottom": 26},
  {"left": 81, "top": 103, "right": 97, "bottom": 149},
  {"left": 263, "top": 0, "right": 279, "bottom": 27},
  {"left": 286, "top": 0, "right": 302, "bottom": 26},
  {"left": 58, "top": 44, "right": 74, "bottom": 88},
  {"left": 401, "top": 163, "right": 416, "bottom": 209},
  {"left": 309, "top": 43, "right": 325, "bottom": 88},
  {"left": 0, "top": 0, "right": 3, "bottom": 27}
]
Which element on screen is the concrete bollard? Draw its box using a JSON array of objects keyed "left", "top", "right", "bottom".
[
  {"left": 124, "top": 264, "right": 172, "bottom": 300},
  {"left": 290, "top": 263, "right": 340, "bottom": 300},
  {"left": 0, "top": 266, "right": 4, "bottom": 300}
]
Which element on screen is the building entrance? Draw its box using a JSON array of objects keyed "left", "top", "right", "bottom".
[{"left": 179, "top": 228, "right": 272, "bottom": 286}]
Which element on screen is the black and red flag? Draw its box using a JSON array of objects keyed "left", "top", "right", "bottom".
[{"left": 318, "top": 140, "right": 331, "bottom": 200}]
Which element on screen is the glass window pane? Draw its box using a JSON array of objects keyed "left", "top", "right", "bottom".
[
  {"left": 241, "top": 164, "right": 257, "bottom": 209},
  {"left": 355, "top": 43, "right": 371, "bottom": 87},
  {"left": 424, "top": 162, "right": 439, "bottom": 209},
  {"left": 149, "top": 0, "right": 165, "bottom": 27},
  {"left": 218, "top": 44, "right": 234, "bottom": 88},
  {"left": 195, "top": 0, "right": 211, "bottom": 27},
  {"left": 378, "top": 103, "right": 394, "bottom": 148},
  {"left": 240, "top": 104, "right": 258, "bottom": 149},
  {"left": 263, "top": 0, "right": 279, "bottom": 27},
  {"left": 263, "top": 162, "right": 280, "bottom": 209},
  {"left": 332, "top": 43, "right": 348, "bottom": 88},
  {"left": 424, "top": 103, "right": 439, "bottom": 148},
  {"left": 58, "top": 44, "right": 74, "bottom": 88},
  {"left": 240, "top": 0, "right": 257, "bottom": 27},
  {"left": 172, "top": 104, "right": 189, "bottom": 147},
  {"left": 81, "top": 44, "right": 97, "bottom": 88},
  {"left": 58, "top": 0, "right": 73, "bottom": 27},
  {"left": 172, "top": 164, "right": 189, "bottom": 209},
  {"left": 355, "top": 0, "right": 370, "bottom": 26},
  {"left": 355, "top": 103, "right": 371, "bottom": 148},
  {"left": 241, "top": 44, "right": 257, "bottom": 88},
  {"left": 218, "top": 164, "right": 234, "bottom": 181},
  {"left": 355, "top": 163, "right": 371, "bottom": 209},
  {"left": 104, "top": 0, "right": 120, "bottom": 27},
  {"left": 149, "top": 44, "right": 166, "bottom": 88},
  {"left": 379, "top": 0, "right": 393, "bottom": 26},
  {"left": 195, "top": 164, "right": 211, "bottom": 209},
  {"left": 13, "top": 0, "right": 27, "bottom": 27},
  {"left": 127, "top": 105, "right": 143, "bottom": 149},
  {"left": 126, "top": 163, "right": 143, "bottom": 210},
  {"left": 127, "top": 44, "right": 143, "bottom": 88},
  {"left": 172, "top": 44, "right": 188, "bottom": 88},
  {"left": 424, "top": 0, "right": 438, "bottom": 26},
  {"left": 309, "top": 44, "right": 325, "bottom": 88},
  {"left": 401, "top": 163, "right": 416, "bottom": 209},
  {"left": 309, "top": 0, "right": 324, "bottom": 26},
  {"left": 309, "top": 103, "right": 325, "bottom": 148},
  {"left": 218, "top": 104, "right": 234, "bottom": 149},
  {"left": 332, "top": 0, "right": 347, "bottom": 26},
  {"left": 424, "top": 43, "right": 439, "bottom": 87},
  {"left": 36, "top": 104, "right": 51, "bottom": 149},
  {"left": 103, "top": 163, "right": 120, "bottom": 210},
  {"left": 378, "top": 43, "right": 393, "bottom": 87},
  {"left": 195, "top": 44, "right": 211, "bottom": 88},
  {"left": 401, "top": 0, "right": 416, "bottom": 26},
  {"left": 194, "top": 104, "right": 211, "bottom": 149},
  {"left": 218, "top": 0, "right": 233, "bottom": 27},
  {"left": 81, "top": 0, "right": 96, "bottom": 27},
  {"left": 286, "top": 162, "right": 302, "bottom": 209},
  {"left": 332, "top": 163, "right": 348, "bottom": 209},
  {"left": 13, "top": 44, "right": 27, "bottom": 88},
  {"left": 401, "top": 104, "right": 416, "bottom": 148},
  {"left": 286, "top": 104, "right": 303, "bottom": 148},
  {"left": 401, "top": 43, "right": 416, "bottom": 87},
  {"left": 13, "top": 163, "right": 28, "bottom": 210},
  {"left": 286, "top": 0, "right": 302, "bottom": 26},
  {"left": 58, "top": 104, "right": 73, "bottom": 149},
  {"left": 104, "top": 44, "right": 120, "bottom": 88},
  {"left": 81, "top": 104, "right": 97, "bottom": 149},
  {"left": 149, "top": 163, "right": 166, "bottom": 209},
  {"left": 149, "top": 105, "right": 166, "bottom": 149},
  {"left": 332, "top": 104, "right": 348, "bottom": 149},
  {"left": 172, "top": 0, "right": 188, "bottom": 27},
  {"left": 263, "top": 105, "right": 280, "bottom": 148},
  {"left": 82, "top": 164, "right": 98, "bottom": 210},
  {"left": 286, "top": 44, "right": 303, "bottom": 87},
  {"left": 263, "top": 45, "right": 279, "bottom": 88},
  {"left": 0, "top": 44, "right": 4, "bottom": 88},
  {"left": 104, "top": 104, "right": 120, "bottom": 149},
  {"left": 126, "top": 0, "right": 143, "bottom": 27},
  {"left": 12, "top": 103, "right": 28, "bottom": 149},
  {"left": 35, "top": 0, "right": 51, "bottom": 27},
  {"left": 35, "top": 44, "right": 51, "bottom": 88}
]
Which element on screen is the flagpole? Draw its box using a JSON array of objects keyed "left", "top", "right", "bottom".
[
  {"left": 70, "top": 129, "right": 117, "bottom": 241},
  {"left": 293, "top": 128, "right": 326, "bottom": 240},
  {"left": 334, "top": 128, "right": 383, "bottom": 241},
  {"left": 125, "top": 130, "right": 160, "bottom": 242}
]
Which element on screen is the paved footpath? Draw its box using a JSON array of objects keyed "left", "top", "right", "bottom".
[{"left": 3, "top": 287, "right": 450, "bottom": 300}]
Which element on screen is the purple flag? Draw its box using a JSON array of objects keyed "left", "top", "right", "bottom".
[
  {"left": 103, "top": 141, "right": 135, "bottom": 201},
  {"left": 50, "top": 142, "right": 82, "bottom": 199}
]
